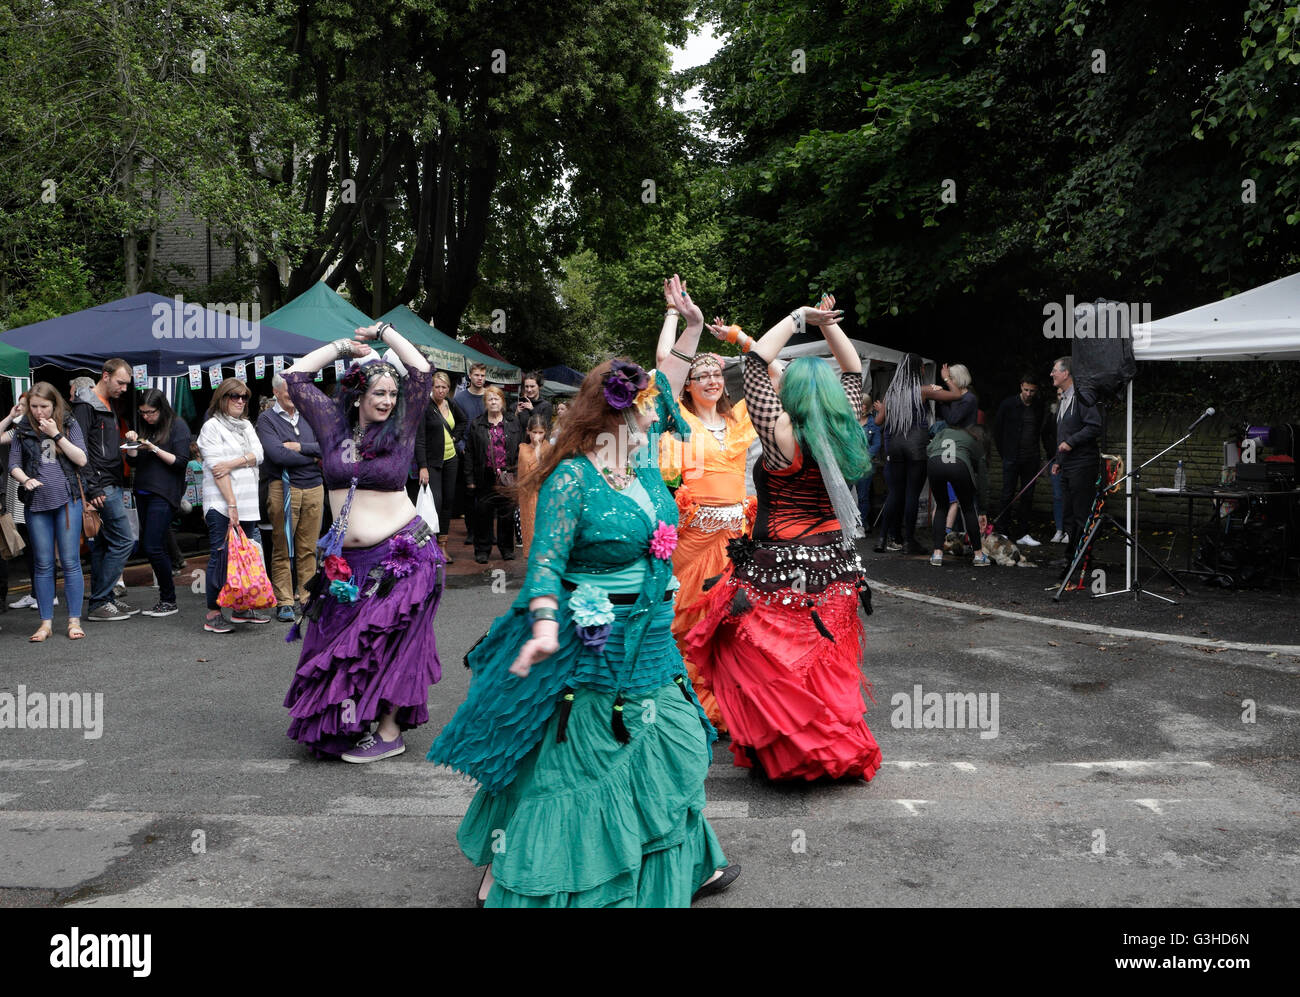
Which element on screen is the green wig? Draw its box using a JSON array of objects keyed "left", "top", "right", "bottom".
[{"left": 779, "top": 357, "right": 871, "bottom": 482}]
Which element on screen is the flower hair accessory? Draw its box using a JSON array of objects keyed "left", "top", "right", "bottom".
[
  {"left": 649, "top": 521, "right": 678, "bottom": 560},
  {"left": 603, "top": 360, "right": 650, "bottom": 411}
]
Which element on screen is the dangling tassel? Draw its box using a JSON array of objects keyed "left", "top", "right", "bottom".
[
  {"left": 728, "top": 587, "right": 752, "bottom": 617},
  {"left": 857, "top": 579, "right": 874, "bottom": 616},
  {"left": 555, "top": 689, "right": 575, "bottom": 743},
  {"left": 811, "top": 609, "right": 834, "bottom": 641},
  {"left": 674, "top": 675, "right": 693, "bottom": 704},
  {"left": 701, "top": 573, "right": 722, "bottom": 592},
  {"left": 611, "top": 696, "right": 630, "bottom": 744},
  {"left": 285, "top": 621, "right": 301, "bottom": 643}
]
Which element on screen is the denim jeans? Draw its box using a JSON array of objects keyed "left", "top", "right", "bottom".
[
  {"left": 205, "top": 508, "right": 261, "bottom": 611},
  {"left": 89, "top": 485, "right": 135, "bottom": 610},
  {"left": 856, "top": 470, "right": 875, "bottom": 532},
  {"left": 27, "top": 501, "right": 85, "bottom": 621},
  {"left": 137, "top": 492, "right": 177, "bottom": 603}
]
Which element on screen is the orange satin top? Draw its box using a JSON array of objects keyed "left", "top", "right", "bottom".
[{"left": 660, "top": 400, "right": 756, "bottom": 506}]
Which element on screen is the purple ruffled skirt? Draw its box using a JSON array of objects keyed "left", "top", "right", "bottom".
[{"left": 284, "top": 517, "right": 444, "bottom": 758}]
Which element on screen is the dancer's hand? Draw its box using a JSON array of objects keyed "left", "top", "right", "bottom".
[
  {"left": 800, "top": 304, "right": 843, "bottom": 327},
  {"left": 510, "top": 631, "right": 559, "bottom": 678},
  {"left": 664, "top": 274, "right": 703, "bottom": 327}
]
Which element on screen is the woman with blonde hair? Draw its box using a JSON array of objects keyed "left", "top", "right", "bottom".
[
  {"left": 197, "top": 378, "right": 266, "bottom": 633},
  {"left": 464, "top": 384, "right": 521, "bottom": 563},
  {"left": 6, "top": 382, "right": 88, "bottom": 641},
  {"left": 415, "top": 370, "right": 466, "bottom": 561}
]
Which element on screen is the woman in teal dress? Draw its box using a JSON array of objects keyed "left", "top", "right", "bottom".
[{"left": 429, "top": 353, "right": 737, "bottom": 907}]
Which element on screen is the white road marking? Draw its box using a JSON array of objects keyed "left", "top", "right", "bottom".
[
  {"left": 1053, "top": 761, "right": 1213, "bottom": 771},
  {"left": 240, "top": 760, "right": 298, "bottom": 774},
  {"left": 0, "top": 759, "right": 85, "bottom": 772},
  {"left": 896, "top": 800, "right": 930, "bottom": 815},
  {"left": 1132, "top": 799, "right": 1184, "bottom": 814},
  {"left": 871, "top": 581, "right": 1300, "bottom": 657},
  {"left": 703, "top": 800, "right": 750, "bottom": 819}
]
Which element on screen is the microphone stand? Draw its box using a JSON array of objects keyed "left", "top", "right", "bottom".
[{"left": 1054, "top": 426, "right": 1200, "bottom": 604}]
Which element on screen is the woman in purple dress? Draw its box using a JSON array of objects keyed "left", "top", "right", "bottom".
[{"left": 281, "top": 323, "right": 442, "bottom": 763}]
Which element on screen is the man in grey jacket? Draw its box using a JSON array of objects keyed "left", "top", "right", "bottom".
[
  {"left": 73, "top": 358, "right": 138, "bottom": 621},
  {"left": 257, "top": 375, "right": 324, "bottom": 622}
]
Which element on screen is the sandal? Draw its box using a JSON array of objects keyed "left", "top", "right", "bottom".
[
  {"left": 29, "top": 622, "right": 53, "bottom": 643},
  {"left": 67, "top": 620, "right": 85, "bottom": 640}
]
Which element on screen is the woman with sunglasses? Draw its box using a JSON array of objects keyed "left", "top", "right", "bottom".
[
  {"left": 654, "top": 278, "right": 763, "bottom": 733},
  {"left": 125, "top": 389, "right": 192, "bottom": 618},
  {"left": 197, "top": 379, "right": 265, "bottom": 632}
]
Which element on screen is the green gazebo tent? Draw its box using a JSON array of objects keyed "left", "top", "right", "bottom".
[
  {"left": 262, "top": 282, "right": 374, "bottom": 344},
  {"left": 0, "top": 340, "right": 31, "bottom": 395},
  {"left": 378, "top": 305, "right": 520, "bottom": 383}
]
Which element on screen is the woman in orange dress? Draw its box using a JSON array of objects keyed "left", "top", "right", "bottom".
[{"left": 516, "top": 414, "right": 551, "bottom": 559}]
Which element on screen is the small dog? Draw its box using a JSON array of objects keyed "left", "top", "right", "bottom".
[
  {"left": 942, "top": 531, "right": 969, "bottom": 557},
  {"left": 982, "top": 532, "right": 1034, "bottom": 567}
]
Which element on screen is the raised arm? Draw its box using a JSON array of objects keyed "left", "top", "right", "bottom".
[{"left": 655, "top": 274, "right": 706, "bottom": 399}]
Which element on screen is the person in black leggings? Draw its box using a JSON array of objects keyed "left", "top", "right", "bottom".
[
  {"left": 926, "top": 425, "right": 989, "bottom": 566},
  {"left": 874, "top": 353, "right": 931, "bottom": 554}
]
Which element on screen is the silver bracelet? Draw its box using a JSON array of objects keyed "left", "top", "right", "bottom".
[
  {"left": 665, "top": 308, "right": 680, "bottom": 318},
  {"left": 790, "top": 309, "right": 805, "bottom": 337},
  {"left": 376, "top": 322, "right": 392, "bottom": 344},
  {"left": 334, "top": 339, "right": 353, "bottom": 359},
  {"left": 670, "top": 348, "right": 694, "bottom": 363}
]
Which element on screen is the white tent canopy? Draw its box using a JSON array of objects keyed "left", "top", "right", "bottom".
[
  {"left": 1118, "top": 270, "right": 1300, "bottom": 587},
  {"left": 1131, "top": 270, "right": 1300, "bottom": 361}
]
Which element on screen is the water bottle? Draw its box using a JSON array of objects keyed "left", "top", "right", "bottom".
[{"left": 1174, "top": 460, "right": 1185, "bottom": 491}]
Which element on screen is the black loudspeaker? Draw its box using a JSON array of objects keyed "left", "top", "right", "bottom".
[{"left": 1071, "top": 299, "right": 1137, "bottom": 406}]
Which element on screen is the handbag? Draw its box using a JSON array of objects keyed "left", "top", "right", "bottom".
[
  {"left": 217, "top": 524, "right": 276, "bottom": 611},
  {"left": 414, "top": 483, "right": 440, "bottom": 533},
  {"left": 0, "top": 510, "right": 25, "bottom": 558},
  {"left": 78, "top": 476, "right": 101, "bottom": 539}
]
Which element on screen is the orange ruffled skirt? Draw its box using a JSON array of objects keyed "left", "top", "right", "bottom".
[
  {"left": 670, "top": 521, "right": 740, "bottom": 733},
  {"left": 685, "top": 567, "right": 882, "bottom": 781}
]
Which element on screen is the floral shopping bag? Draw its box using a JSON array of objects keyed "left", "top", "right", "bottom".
[{"left": 217, "top": 524, "right": 276, "bottom": 611}]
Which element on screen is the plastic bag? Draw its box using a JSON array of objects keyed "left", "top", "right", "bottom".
[
  {"left": 217, "top": 524, "right": 276, "bottom": 610},
  {"left": 414, "top": 483, "right": 439, "bottom": 533}
]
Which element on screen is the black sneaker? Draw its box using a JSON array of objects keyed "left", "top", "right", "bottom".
[{"left": 141, "top": 601, "right": 178, "bottom": 617}]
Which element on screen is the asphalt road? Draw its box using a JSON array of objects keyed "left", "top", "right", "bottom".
[{"left": 0, "top": 555, "right": 1296, "bottom": 909}]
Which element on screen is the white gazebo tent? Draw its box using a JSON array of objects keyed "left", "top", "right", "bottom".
[{"left": 1123, "top": 270, "right": 1300, "bottom": 583}]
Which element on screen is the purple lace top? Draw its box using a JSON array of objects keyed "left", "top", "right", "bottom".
[
  {"left": 284, "top": 368, "right": 432, "bottom": 491},
  {"left": 487, "top": 424, "right": 507, "bottom": 473}
]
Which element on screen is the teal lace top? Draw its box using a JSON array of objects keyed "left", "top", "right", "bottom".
[{"left": 430, "top": 371, "right": 705, "bottom": 793}]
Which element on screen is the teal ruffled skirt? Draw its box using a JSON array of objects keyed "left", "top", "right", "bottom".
[{"left": 432, "top": 598, "right": 727, "bottom": 907}]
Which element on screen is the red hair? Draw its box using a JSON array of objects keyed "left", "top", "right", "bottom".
[{"left": 514, "top": 359, "right": 629, "bottom": 496}]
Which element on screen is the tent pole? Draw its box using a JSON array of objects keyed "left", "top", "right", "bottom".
[{"left": 1125, "top": 379, "right": 1133, "bottom": 587}]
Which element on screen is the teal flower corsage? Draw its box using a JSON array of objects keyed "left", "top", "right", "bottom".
[
  {"left": 570, "top": 583, "right": 615, "bottom": 651},
  {"left": 329, "top": 578, "right": 360, "bottom": 603}
]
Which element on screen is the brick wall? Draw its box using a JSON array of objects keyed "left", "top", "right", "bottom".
[
  {"left": 980, "top": 409, "right": 1250, "bottom": 528},
  {"left": 153, "top": 190, "right": 239, "bottom": 290}
]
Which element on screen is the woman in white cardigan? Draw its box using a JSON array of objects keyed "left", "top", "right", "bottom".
[{"left": 197, "top": 379, "right": 265, "bottom": 632}]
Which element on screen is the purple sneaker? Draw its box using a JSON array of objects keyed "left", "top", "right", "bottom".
[{"left": 341, "top": 732, "right": 406, "bottom": 764}]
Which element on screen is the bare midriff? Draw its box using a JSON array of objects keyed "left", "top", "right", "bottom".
[{"left": 330, "top": 488, "right": 418, "bottom": 547}]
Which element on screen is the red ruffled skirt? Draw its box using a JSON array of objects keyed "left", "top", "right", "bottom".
[{"left": 684, "top": 566, "right": 881, "bottom": 781}]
